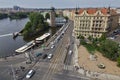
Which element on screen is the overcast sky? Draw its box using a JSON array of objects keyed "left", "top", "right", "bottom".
[{"left": 0, "top": 0, "right": 120, "bottom": 8}]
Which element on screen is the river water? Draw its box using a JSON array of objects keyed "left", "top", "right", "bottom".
[
  {"left": 0, "top": 18, "right": 29, "bottom": 58},
  {"left": 0, "top": 18, "right": 58, "bottom": 58}
]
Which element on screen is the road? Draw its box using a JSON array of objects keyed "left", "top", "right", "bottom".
[
  {"left": 0, "top": 54, "right": 26, "bottom": 80},
  {"left": 22, "top": 21, "right": 90, "bottom": 80},
  {"left": 0, "top": 21, "right": 90, "bottom": 80}
]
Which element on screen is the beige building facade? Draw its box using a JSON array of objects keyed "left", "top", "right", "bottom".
[{"left": 74, "top": 8, "right": 118, "bottom": 38}]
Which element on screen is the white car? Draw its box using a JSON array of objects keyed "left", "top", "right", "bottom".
[
  {"left": 68, "top": 50, "right": 72, "bottom": 55},
  {"left": 51, "top": 45, "right": 55, "bottom": 49},
  {"left": 47, "top": 54, "right": 53, "bottom": 59},
  {"left": 26, "top": 70, "right": 35, "bottom": 79}
]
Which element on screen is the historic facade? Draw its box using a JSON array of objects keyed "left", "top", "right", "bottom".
[{"left": 74, "top": 8, "right": 118, "bottom": 38}]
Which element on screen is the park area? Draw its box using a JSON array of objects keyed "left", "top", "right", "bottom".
[{"left": 78, "top": 45, "right": 120, "bottom": 76}]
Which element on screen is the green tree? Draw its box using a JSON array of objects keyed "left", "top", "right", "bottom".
[
  {"left": 45, "top": 13, "right": 50, "bottom": 20},
  {"left": 64, "top": 16, "right": 69, "bottom": 21},
  {"left": 9, "top": 12, "right": 28, "bottom": 19},
  {"left": 88, "top": 36, "right": 93, "bottom": 42},
  {"left": 0, "top": 13, "right": 8, "bottom": 19},
  {"left": 99, "top": 39, "right": 119, "bottom": 61},
  {"left": 117, "top": 57, "right": 120, "bottom": 67},
  {"left": 99, "top": 33, "right": 106, "bottom": 42},
  {"left": 22, "top": 12, "right": 49, "bottom": 37}
]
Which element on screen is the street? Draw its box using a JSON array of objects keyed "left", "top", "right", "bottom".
[{"left": 0, "top": 21, "right": 90, "bottom": 80}]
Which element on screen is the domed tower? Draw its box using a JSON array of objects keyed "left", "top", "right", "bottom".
[{"left": 50, "top": 7, "right": 56, "bottom": 27}]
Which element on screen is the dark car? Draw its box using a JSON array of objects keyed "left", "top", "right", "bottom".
[
  {"left": 35, "top": 53, "right": 42, "bottom": 57},
  {"left": 42, "top": 54, "right": 47, "bottom": 59}
]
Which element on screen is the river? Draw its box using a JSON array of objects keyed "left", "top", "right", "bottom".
[{"left": 0, "top": 18, "right": 58, "bottom": 58}]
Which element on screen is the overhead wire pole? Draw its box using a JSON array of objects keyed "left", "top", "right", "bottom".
[{"left": 11, "top": 64, "right": 16, "bottom": 80}]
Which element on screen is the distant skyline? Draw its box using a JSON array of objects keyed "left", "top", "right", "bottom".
[{"left": 0, "top": 0, "right": 120, "bottom": 8}]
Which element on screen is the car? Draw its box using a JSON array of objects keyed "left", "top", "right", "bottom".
[
  {"left": 47, "top": 54, "right": 53, "bottom": 59},
  {"left": 26, "top": 69, "right": 35, "bottom": 79},
  {"left": 109, "top": 36, "right": 116, "bottom": 40},
  {"left": 35, "top": 53, "right": 42, "bottom": 57},
  {"left": 42, "top": 54, "right": 47, "bottom": 59},
  {"left": 68, "top": 50, "right": 72, "bottom": 55},
  {"left": 97, "top": 64, "right": 105, "bottom": 69},
  {"left": 51, "top": 45, "right": 55, "bottom": 49}
]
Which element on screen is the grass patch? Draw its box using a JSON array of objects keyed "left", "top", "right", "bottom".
[
  {"left": 81, "top": 39, "right": 96, "bottom": 54},
  {"left": 83, "top": 43, "right": 96, "bottom": 54}
]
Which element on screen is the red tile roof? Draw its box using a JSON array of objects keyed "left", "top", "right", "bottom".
[
  {"left": 101, "top": 8, "right": 108, "bottom": 15},
  {"left": 78, "top": 8, "right": 109, "bottom": 15},
  {"left": 87, "top": 8, "right": 97, "bottom": 14}
]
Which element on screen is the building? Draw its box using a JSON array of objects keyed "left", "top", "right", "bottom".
[
  {"left": 74, "top": 8, "right": 119, "bottom": 38},
  {"left": 63, "top": 10, "right": 75, "bottom": 20},
  {"left": 116, "top": 8, "right": 120, "bottom": 26},
  {"left": 55, "top": 17, "right": 66, "bottom": 26},
  {"left": 13, "top": 5, "right": 20, "bottom": 11},
  {"left": 47, "top": 17, "right": 66, "bottom": 26}
]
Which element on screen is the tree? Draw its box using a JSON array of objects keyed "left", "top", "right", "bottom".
[
  {"left": 9, "top": 12, "right": 28, "bottom": 19},
  {"left": 99, "top": 33, "right": 106, "bottom": 42},
  {"left": 99, "top": 39, "right": 119, "bottom": 61},
  {"left": 0, "top": 13, "right": 8, "bottom": 19},
  {"left": 88, "top": 36, "right": 93, "bottom": 42},
  {"left": 45, "top": 13, "right": 50, "bottom": 20},
  {"left": 22, "top": 12, "right": 49, "bottom": 37},
  {"left": 117, "top": 57, "right": 120, "bottom": 67},
  {"left": 64, "top": 16, "right": 69, "bottom": 21}
]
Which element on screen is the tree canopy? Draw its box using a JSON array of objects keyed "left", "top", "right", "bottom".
[
  {"left": 22, "top": 12, "right": 49, "bottom": 37},
  {"left": 9, "top": 12, "right": 28, "bottom": 19},
  {"left": 99, "top": 39, "right": 119, "bottom": 61},
  {"left": 0, "top": 13, "right": 8, "bottom": 19},
  {"left": 45, "top": 13, "right": 50, "bottom": 20}
]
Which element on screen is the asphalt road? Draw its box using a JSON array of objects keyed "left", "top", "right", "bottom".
[
  {"left": 0, "top": 55, "right": 26, "bottom": 80},
  {"left": 22, "top": 21, "right": 90, "bottom": 80},
  {"left": 0, "top": 21, "right": 90, "bottom": 80}
]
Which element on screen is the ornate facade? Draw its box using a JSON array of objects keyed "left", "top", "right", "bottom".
[{"left": 74, "top": 8, "right": 118, "bottom": 38}]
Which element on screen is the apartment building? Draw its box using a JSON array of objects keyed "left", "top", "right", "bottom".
[{"left": 74, "top": 8, "right": 118, "bottom": 38}]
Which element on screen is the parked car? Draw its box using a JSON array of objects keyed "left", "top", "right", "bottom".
[
  {"left": 109, "top": 36, "right": 116, "bottom": 40},
  {"left": 42, "top": 54, "right": 47, "bottom": 59},
  {"left": 26, "top": 69, "right": 35, "bottom": 79},
  {"left": 35, "top": 53, "right": 42, "bottom": 57},
  {"left": 51, "top": 45, "right": 55, "bottom": 49},
  {"left": 97, "top": 63, "right": 105, "bottom": 69},
  {"left": 47, "top": 54, "right": 53, "bottom": 59},
  {"left": 68, "top": 50, "right": 72, "bottom": 55}
]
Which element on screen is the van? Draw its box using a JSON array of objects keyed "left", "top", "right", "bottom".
[{"left": 26, "top": 69, "right": 35, "bottom": 79}]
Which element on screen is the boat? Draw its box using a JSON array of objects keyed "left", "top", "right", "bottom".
[{"left": 15, "top": 41, "right": 35, "bottom": 53}]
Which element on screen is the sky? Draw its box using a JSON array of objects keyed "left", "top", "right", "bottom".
[{"left": 0, "top": 0, "right": 120, "bottom": 8}]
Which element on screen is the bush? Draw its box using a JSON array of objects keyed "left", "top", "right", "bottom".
[{"left": 117, "top": 57, "right": 120, "bottom": 67}]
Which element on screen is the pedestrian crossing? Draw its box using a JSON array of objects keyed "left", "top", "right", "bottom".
[{"left": 63, "top": 65, "right": 74, "bottom": 71}]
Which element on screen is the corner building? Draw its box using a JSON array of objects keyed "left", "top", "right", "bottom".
[{"left": 74, "top": 8, "right": 118, "bottom": 38}]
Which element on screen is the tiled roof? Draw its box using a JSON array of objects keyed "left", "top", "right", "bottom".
[
  {"left": 78, "top": 8, "right": 109, "bottom": 15},
  {"left": 101, "top": 8, "right": 108, "bottom": 15}
]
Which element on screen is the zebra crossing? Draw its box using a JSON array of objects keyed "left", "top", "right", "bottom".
[{"left": 63, "top": 65, "right": 74, "bottom": 71}]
